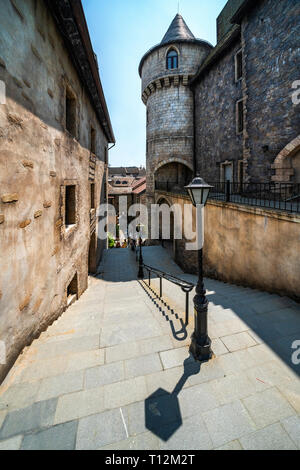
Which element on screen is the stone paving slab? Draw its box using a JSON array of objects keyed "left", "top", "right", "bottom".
[
  {"left": 281, "top": 415, "right": 300, "bottom": 448},
  {"left": 0, "top": 399, "right": 57, "bottom": 440},
  {"left": 0, "top": 246, "right": 299, "bottom": 450},
  {"left": 125, "top": 353, "right": 163, "bottom": 379},
  {"left": 0, "top": 435, "right": 23, "bottom": 450},
  {"left": 242, "top": 388, "right": 295, "bottom": 429},
  {"left": 85, "top": 362, "right": 124, "bottom": 389},
  {"left": 217, "top": 440, "right": 243, "bottom": 450},
  {"left": 0, "top": 381, "right": 40, "bottom": 412},
  {"left": 220, "top": 332, "right": 257, "bottom": 352},
  {"left": 76, "top": 409, "right": 128, "bottom": 450},
  {"left": 202, "top": 400, "right": 256, "bottom": 448},
  {"left": 21, "top": 421, "right": 78, "bottom": 450},
  {"left": 239, "top": 423, "right": 297, "bottom": 450},
  {"left": 99, "top": 431, "right": 160, "bottom": 451},
  {"left": 66, "top": 349, "right": 105, "bottom": 372},
  {"left": 54, "top": 387, "right": 105, "bottom": 425},
  {"left": 103, "top": 377, "right": 147, "bottom": 409}
]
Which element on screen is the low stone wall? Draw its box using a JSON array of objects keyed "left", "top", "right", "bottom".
[
  {"left": 202, "top": 201, "right": 300, "bottom": 301},
  {"left": 155, "top": 191, "right": 300, "bottom": 301}
]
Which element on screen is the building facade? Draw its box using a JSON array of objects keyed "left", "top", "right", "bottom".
[
  {"left": 0, "top": 0, "right": 114, "bottom": 383},
  {"left": 140, "top": 0, "right": 300, "bottom": 209},
  {"left": 192, "top": 0, "right": 300, "bottom": 184},
  {"left": 139, "top": 14, "right": 212, "bottom": 219}
]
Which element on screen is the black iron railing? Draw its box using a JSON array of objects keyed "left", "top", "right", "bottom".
[
  {"left": 207, "top": 181, "right": 300, "bottom": 214},
  {"left": 155, "top": 181, "right": 187, "bottom": 195},
  {"left": 155, "top": 180, "right": 300, "bottom": 214},
  {"left": 138, "top": 259, "right": 194, "bottom": 326}
]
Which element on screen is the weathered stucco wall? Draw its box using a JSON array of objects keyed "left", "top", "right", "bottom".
[
  {"left": 0, "top": 0, "right": 109, "bottom": 383},
  {"left": 203, "top": 201, "right": 300, "bottom": 300},
  {"left": 155, "top": 192, "right": 300, "bottom": 301}
]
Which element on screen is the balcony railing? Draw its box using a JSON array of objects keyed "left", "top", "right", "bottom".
[
  {"left": 155, "top": 180, "right": 300, "bottom": 214},
  {"left": 155, "top": 181, "right": 188, "bottom": 195},
  {"left": 208, "top": 181, "right": 300, "bottom": 214}
]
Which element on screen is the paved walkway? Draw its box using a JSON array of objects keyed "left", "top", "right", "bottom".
[{"left": 0, "top": 246, "right": 299, "bottom": 450}]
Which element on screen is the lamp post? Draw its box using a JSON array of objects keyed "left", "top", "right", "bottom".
[
  {"left": 137, "top": 224, "right": 144, "bottom": 279},
  {"left": 185, "top": 176, "right": 213, "bottom": 362}
]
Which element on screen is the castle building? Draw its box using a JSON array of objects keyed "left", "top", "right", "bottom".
[
  {"left": 140, "top": 0, "right": 300, "bottom": 211},
  {"left": 0, "top": 0, "right": 114, "bottom": 383},
  {"left": 139, "top": 13, "right": 212, "bottom": 211}
]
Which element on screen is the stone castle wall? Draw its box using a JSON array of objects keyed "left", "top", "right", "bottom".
[
  {"left": 194, "top": 37, "right": 243, "bottom": 182},
  {"left": 242, "top": 0, "right": 300, "bottom": 182},
  {"left": 0, "top": 0, "right": 109, "bottom": 383},
  {"left": 194, "top": 0, "right": 300, "bottom": 183}
]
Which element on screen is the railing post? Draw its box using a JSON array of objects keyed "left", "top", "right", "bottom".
[
  {"left": 225, "top": 180, "right": 231, "bottom": 202},
  {"left": 160, "top": 276, "right": 162, "bottom": 298},
  {"left": 185, "top": 292, "right": 189, "bottom": 326}
]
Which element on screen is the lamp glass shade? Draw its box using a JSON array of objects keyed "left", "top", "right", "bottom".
[{"left": 185, "top": 177, "right": 213, "bottom": 207}]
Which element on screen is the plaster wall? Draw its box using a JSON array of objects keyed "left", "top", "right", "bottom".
[{"left": 0, "top": 0, "right": 109, "bottom": 383}]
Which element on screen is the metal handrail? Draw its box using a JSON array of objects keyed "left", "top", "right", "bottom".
[{"left": 141, "top": 263, "right": 194, "bottom": 326}]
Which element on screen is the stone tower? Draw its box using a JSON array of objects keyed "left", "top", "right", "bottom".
[{"left": 139, "top": 14, "right": 212, "bottom": 218}]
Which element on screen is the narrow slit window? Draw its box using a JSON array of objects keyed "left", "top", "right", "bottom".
[
  {"left": 237, "top": 100, "right": 244, "bottom": 134},
  {"left": 65, "top": 185, "right": 76, "bottom": 226},
  {"left": 235, "top": 50, "right": 243, "bottom": 81},
  {"left": 90, "top": 183, "right": 95, "bottom": 209},
  {"left": 65, "top": 87, "right": 77, "bottom": 136},
  {"left": 90, "top": 126, "right": 96, "bottom": 154}
]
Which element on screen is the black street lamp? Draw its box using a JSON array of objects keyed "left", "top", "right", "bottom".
[
  {"left": 137, "top": 224, "right": 144, "bottom": 279},
  {"left": 185, "top": 176, "right": 213, "bottom": 362}
]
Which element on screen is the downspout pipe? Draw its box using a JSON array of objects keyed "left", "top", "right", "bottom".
[{"left": 192, "top": 86, "right": 197, "bottom": 178}]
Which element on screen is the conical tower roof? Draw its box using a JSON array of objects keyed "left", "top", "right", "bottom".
[
  {"left": 139, "top": 13, "right": 212, "bottom": 77},
  {"left": 161, "top": 14, "right": 195, "bottom": 44}
]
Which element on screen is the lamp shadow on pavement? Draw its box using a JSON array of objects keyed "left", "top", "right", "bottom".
[
  {"left": 138, "top": 280, "right": 188, "bottom": 341},
  {"left": 144, "top": 356, "right": 201, "bottom": 441}
]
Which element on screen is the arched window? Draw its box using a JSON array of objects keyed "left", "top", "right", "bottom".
[{"left": 166, "top": 49, "right": 178, "bottom": 70}]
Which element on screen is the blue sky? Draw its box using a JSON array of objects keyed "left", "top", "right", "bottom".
[{"left": 82, "top": 0, "right": 228, "bottom": 167}]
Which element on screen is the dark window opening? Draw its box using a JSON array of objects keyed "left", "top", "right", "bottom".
[
  {"left": 65, "top": 185, "right": 76, "bottom": 226},
  {"left": 90, "top": 127, "right": 96, "bottom": 154},
  {"left": 238, "top": 161, "right": 244, "bottom": 188},
  {"left": 90, "top": 183, "right": 95, "bottom": 209},
  {"left": 66, "top": 87, "right": 77, "bottom": 137},
  {"left": 235, "top": 50, "right": 243, "bottom": 81},
  {"left": 166, "top": 49, "right": 178, "bottom": 70},
  {"left": 67, "top": 273, "right": 78, "bottom": 303},
  {"left": 237, "top": 100, "right": 244, "bottom": 133}
]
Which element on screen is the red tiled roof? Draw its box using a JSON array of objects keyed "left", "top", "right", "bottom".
[
  {"left": 133, "top": 183, "right": 146, "bottom": 194},
  {"left": 132, "top": 177, "right": 146, "bottom": 190}
]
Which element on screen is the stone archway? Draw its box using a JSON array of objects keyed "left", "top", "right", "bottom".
[
  {"left": 154, "top": 159, "right": 193, "bottom": 193},
  {"left": 272, "top": 135, "right": 300, "bottom": 183}
]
